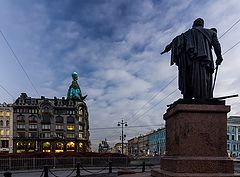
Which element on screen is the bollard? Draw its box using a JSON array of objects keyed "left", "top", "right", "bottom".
[
  {"left": 142, "top": 161, "right": 145, "bottom": 172},
  {"left": 3, "top": 172, "right": 12, "bottom": 177},
  {"left": 76, "top": 162, "right": 81, "bottom": 177},
  {"left": 109, "top": 161, "right": 112, "bottom": 173},
  {"left": 44, "top": 165, "right": 49, "bottom": 177}
]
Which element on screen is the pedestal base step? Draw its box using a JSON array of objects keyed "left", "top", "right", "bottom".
[{"left": 151, "top": 169, "right": 240, "bottom": 177}]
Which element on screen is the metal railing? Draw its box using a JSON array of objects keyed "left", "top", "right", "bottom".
[{"left": 0, "top": 156, "right": 160, "bottom": 171}]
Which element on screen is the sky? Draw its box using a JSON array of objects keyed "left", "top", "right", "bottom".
[{"left": 0, "top": 0, "right": 240, "bottom": 150}]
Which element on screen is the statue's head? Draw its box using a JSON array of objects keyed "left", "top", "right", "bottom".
[
  {"left": 72, "top": 72, "right": 78, "bottom": 81},
  {"left": 192, "top": 18, "right": 204, "bottom": 27}
]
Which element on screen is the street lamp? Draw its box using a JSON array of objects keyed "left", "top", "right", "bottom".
[{"left": 118, "top": 120, "right": 128, "bottom": 154}]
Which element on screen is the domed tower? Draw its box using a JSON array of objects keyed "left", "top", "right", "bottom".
[{"left": 67, "top": 72, "right": 90, "bottom": 152}]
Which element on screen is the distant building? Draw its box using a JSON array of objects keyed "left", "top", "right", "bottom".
[
  {"left": 128, "top": 130, "right": 162, "bottom": 156},
  {"left": 227, "top": 116, "right": 240, "bottom": 158},
  {"left": 12, "top": 93, "right": 90, "bottom": 153},
  {"left": 0, "top": 103, "right": 13, "bottom": 153},
  {"left": 128, "top": 137, "right": 139, "bottom": 156},
  {"left": 148, "top": 128, "right": 166, "bottom": 156},
  {"left": 98, "top": 139, "right": 110, "bottom": 153},
  {"left": 112, "top": 142, "right": 128, "bottom": 155}
]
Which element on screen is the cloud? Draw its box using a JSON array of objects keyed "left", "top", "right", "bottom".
[{"left": 1, "top": 0, "right": 240, "bottom": 150}]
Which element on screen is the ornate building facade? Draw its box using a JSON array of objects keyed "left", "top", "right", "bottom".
[
  {"left": 12, "top": 93, "right": 90, "bottom": 153},
  {"left": 0, "top": 103, "right": 13, "bottom": 153}
]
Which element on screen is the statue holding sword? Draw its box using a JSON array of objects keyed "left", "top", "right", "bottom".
[{"left": 161, "top": 18, "right": 223, "bottom": 99}]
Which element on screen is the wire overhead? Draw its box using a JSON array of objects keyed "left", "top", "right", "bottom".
[
  {"left": 0, "top": 30, "right": 40, "bottom": 97},
  {"left": 219, "top": 18, "right": 240, "bottom": 39},
  {"left": 0, "top": 84, "right": 15, "bottom": 101}
]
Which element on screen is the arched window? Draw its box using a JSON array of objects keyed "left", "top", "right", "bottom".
[
  {"left": 29, "top": 115, "right": 37, "bottom": 122},
  {"left": 67, "top": 116, "right": 75, "bottom": 124},
  {"left": 0, "top": 120, "right": 3, "bottom": 126},
  {"left": 6, "top": 120, "right": 9, "bottom": 127},
  {"left": 56, "top": 116, "right": 63, "bottom": 123},
  {"left": 17, "top": 115, "right": 25, "bottom": 121},
  {"left": 66, "top": 142, "right": 75, "bottom": 151}
]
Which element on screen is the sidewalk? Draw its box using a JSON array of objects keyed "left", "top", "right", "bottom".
[{"left": 119, "top": 172, "right": 151, "bottom": 177}]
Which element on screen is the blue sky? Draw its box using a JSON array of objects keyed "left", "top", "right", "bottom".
[{"left": 1, "top": 0, "right": 240, "bottom": 150}]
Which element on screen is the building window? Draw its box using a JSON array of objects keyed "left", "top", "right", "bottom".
[
  {"left": 5, "top": 111, "right": 10, "bottom": 117},
  {"left": 232, "top": 135, "right": 235, "bottom": 141},
  {"left": 66, "top": 142, "right": 75, "bottom": 151},
  {"left": 67, "top": 116, "right": 75, "bottom": 123},
  {"left": 55, "top": 142, "right": 64, "bottom": 153},
  {"left": 29, "top": 115, "right": 37, "bottom": 122},
  {"left": 28, "top": 132, "right": 38, "bottom": 138},
  {"left": 0, "top": 111, "right": 3, "bottom": 117},
  {"left": 17, "top": 124, "right": 25, "bottom": 129},
  {"left": 16, "top": 141, "right": 25, "bottom": 153},
  {"left": 67, "top": 125, "right": 75, "bottom": 131},
  {"left": 233, "top": 144, "right": 237, "bottom": 151},
  {"left": 79, "top": 125, "right": 83, "bottom": 131},
  {"left": 41, "top": 133, "right": 51, "bottom": 138},
  {"left": 227, "top": 134, "right": 230, "bottom": 140},
  {"left": 42, "top": 142, "right": 51, "bottom": 152},
  {"left": 66, "top": 133, "right": 75, "bottom": 138},
  {"left": 55, "top": 116, "right": 63, "bottom": 123},
  {"left": 42, "top": 124, "right": 51, "bottom": 130},
  {"left": 29, "top": 124, "right": 37, "bottom": 129},
  {"left": 0, "top": 120, "right": 3, "bottom": 126},
  {"left": 6, "top": 130, "right": 9, "bottom": 136},
  {"left": 6, "top": 120, "right": 9, "bottom": 127},
  {"left": 17, "top": 115, "right": 25, "bottom": 121},
  {"left": 17, "top": 132, "right": 25, "bottom": 137},
  {"left": 56, "top": 133, "right": 64, "bottom": 138},
  {"left": 1, "top": 140, "right": 9, "bottom": 148},
  {"left": 0, "top": 129, "right": 4, "bottom": 136},
  {"left": 79, "top": 133, "right": 83, "bottom": 139},
  {"left": 56, "top": 125, "right": 63, "bottom": 130},
  {"left": 227, "top": 144, "right": 230, "bottom": 150}
]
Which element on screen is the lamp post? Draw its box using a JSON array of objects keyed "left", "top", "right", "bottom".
[{"left": 118, "top": 120, "right": 127, "bottom": 154}]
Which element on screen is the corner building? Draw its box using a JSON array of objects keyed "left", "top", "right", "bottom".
[{"left": 13, "top": 93, "right": 90, "bottom": 153}]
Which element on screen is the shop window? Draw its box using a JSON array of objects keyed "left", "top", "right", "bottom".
[
  {"left": 66, "top": 142, "right": 75, "bottom": 151},
  {"left": 27, "top": 142, "right": 36, "bottom": 152},
  {"left": 79, "top": 142, "right": 84, "bottom": 151},
  {"left": 55, "top": 142, "right": 64, "bottom": 153},
  {"left": 42, "top": 142, "right": 51, "bottom": 152},
  {"left": 16, "top": 141, "right": 25, "bottom": 153}
]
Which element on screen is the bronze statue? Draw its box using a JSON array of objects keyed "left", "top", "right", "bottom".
[
  {"left": 67, "top": 72, "right": 87, "bottom": 101},
  {"left": 161, "top": 18, "right": 223, "bottom": 99}
]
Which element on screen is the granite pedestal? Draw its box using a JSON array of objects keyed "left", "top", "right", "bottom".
[{"left": 152, "top": 100, "right": 240, "bottom": 177}]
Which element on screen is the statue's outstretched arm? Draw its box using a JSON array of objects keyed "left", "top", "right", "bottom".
[{"left": 161, "top": 42, "right": 172, "bottom": 55}]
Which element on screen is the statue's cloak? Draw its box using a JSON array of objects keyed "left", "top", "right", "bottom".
[{"left": 170, "top": 27, "right": 221, "bottom": 98}]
